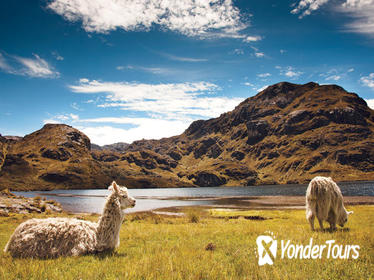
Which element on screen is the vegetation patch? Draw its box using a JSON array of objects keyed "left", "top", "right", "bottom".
[{"left": 0, "top": 206, "right": 373, "bottom": 279}]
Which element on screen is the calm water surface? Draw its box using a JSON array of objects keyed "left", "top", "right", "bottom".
[{"left": 14, "top": 181, "right": 374, "bottom": 214}]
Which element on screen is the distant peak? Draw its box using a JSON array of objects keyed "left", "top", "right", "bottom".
[
  {"left": 265, "top": 81, "right": 319, "bottom": 92},
  {"left": 42, "top": 123, "right": 73, "bottom": 130},
  {"left": 255, "top": 81, "right": 321, "bottom": 100}
]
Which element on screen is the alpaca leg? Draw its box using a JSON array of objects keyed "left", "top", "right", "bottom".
[
  {"left": 307, "top": 210, "right": 315, "bottom": 231},
  {"left": 70, "top": 243, "right": 87, "bottom": 257},
  {"left": 329, "top": 222, "right": 336, "bottom": 231},
  {"left": 70, "top": 248, "right": 80, "bottom": 257},
  {"left": 327, "top": 209, "right": 337, "bottom": 231},
  {"left": 318, "top": 218, "right": 324, "bottom": 230}
]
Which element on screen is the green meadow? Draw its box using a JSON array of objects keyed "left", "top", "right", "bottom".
[{"left": 1, "top": 206, "right": 373, "bottom": 280}]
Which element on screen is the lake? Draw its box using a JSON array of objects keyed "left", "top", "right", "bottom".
[{"left": 14, "top": 181, "right": 374, "bottom": 214}]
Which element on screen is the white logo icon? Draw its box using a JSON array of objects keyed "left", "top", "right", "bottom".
[{"left": 256, "top": 235, "right": 277, "bottom": 266}]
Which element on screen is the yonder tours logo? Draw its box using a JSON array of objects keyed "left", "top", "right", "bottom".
[{"left": 256, "top": 234, "right": 360, "bottom": 266}]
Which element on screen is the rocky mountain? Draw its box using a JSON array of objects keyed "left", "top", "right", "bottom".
[
  {"left": 0, "top": 124, "right": 187, "bottom": 190},
  {"left": 1, "top": 82, "right": 374, "bottom": 190}
]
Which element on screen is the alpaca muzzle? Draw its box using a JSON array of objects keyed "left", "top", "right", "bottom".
[{"left": 130, "top": 199, "right": 136, "bottom": 207}]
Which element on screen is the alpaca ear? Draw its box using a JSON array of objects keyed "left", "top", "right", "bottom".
[
  {"left": 108, "top": 181, "right": 120, "bottom": 193},
  {"left": 347, "top": 211, "right": 353, "bottom": 215},
  {"left": 112, "top": 181, "right": 120, "bottom": 193}
]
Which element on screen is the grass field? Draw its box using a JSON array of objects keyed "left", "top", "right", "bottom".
[{"left": 0, "top": 206, "right": 373, "bottom": 280}]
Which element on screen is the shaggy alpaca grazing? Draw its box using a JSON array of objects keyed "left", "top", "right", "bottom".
[
  {"left": 4, "top": 181, "right": 135, "bottom": 258},
  {"left": 306, "top": 176, "right": 353, "bottom": 231}
]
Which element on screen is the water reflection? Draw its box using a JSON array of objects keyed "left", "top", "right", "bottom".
[{"left": 14, "top": 181, "right": 374, "bottom": 214}]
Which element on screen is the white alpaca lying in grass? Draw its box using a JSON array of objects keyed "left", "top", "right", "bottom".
[{"left": 4, "top": 181, "right": 135, "bottom": 258}]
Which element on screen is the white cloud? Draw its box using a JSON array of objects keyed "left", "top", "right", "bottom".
[
  {"left": 43, "top": 119, "right": 63, "bottom": 124},
  {"left": 285, "top": 70, "right": 300, "bottom": 78},
  {"left": 117, "top": 64, "right": 190, "bottom": 76},
  {"left": 291, "top": 0, "right": 330, "bottom": 18},
  {"left": 71, "top": 102, "right": 83, "bottom": 111},
  {"left": 257, "top": 85, "right": 269, "bottom": 92},
  {"left": 48, "top": 0, "right": 249, "bottom": 39},
  {"left": 136, "top": 66, "right": 173, "bottom": 75},
  {"left": 79, "top": 78, "right": 90, "bottom": 83},
  {"left": 365, "top": 99, "right": 374, "bottom": 109},
  {"left": 319, "top": 68, "right": 354, "bottom": 82},
  {"left": 69, "top": 79, "right": 243, "bottom": 120},
  {"left": 277, "top": 66, "right": 303, "bottom": 79},
  {"left": 361, "top": 73, "right": 374, "bottom": 89},
  {"left": 43, "top": 114, "right": 194, "bottom": 144},
  {"left": 76, "top": 118, "right": 190, "bottom": 145},
  {"left": 70, "top": 113, "right": 79, "bottom": 120},
  {"left": 49, "top": 78, "right": 246, "bottom": 145},
  {"left": 44, "top": 113, "right": 79, "bottom": 123},
  {"left": 15, "top": 54, "right": 59, "bottom": 78},
  {"left": 231, "top": 48, "right": 244, "bottom": 55},
  {"left": 0, "top": 52, "right": 59, "bottom": 78},
  {"left": 325, "top": 75, "right": 341, "bottom": 81},
  {"left": 43, "top": 114, "right": 71, "bottom": 124},
  {"left": 340, "top": 0, "right": 374, "bottom": 35},
  {"left": 257, "top": 73, "right": 271, "bottom": 78},
  {"left": 0, "top": 53, "right": 12, "bottom": 72},
  {"left": 243, "top": 82, "right": 253, "bottom": 87},
  {"left": 243, "top": 35, "right": 262, "bottom": 42},
  {"left": 52, "top": 51, "right": 64, "bottom": 61},
  {"left": 292, "top": 0, "right": 374, "bottom": 35},
  {"left": 161, "top": 53, "right": 208, "bottom": 62},
  {"left": 249, "top": 46, "right": 265, "bottom": 58}
]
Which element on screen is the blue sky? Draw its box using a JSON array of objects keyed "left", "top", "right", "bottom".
[{"left": 1, "top": 0, "right": 373, "bottom": 145}]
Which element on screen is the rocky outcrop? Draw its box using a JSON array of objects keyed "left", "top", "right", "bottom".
[
  {"left": 41, "top": 147, "right": 72, "bottom": 161},
  {"left": 93, "top": 153, "right": 120, "bottom": 162},
  {"left": 334, "top": 145, "right": 374, "bottom": 172},
  {"left": 0, "top": 190, "right": 62, "bottom": 214},
  {"left": 2, "top": 154, "right": 32, "bottom": 175},
  {"left": 231, "top": 151, "right": 245, "bottom": 161},
  {"left": 39, "top": 172, "right": 83, "bottom": 183},
  {"left": 189, "top": 172, "right": 227, "bottom": 187},
  {"left": 246, "top": 120, "right": 270, "bottom": 144},
  {"left": 121, "top": 150, "right": 178, "bottom": 171},
  {"left": 193, "top": 138, "right": 223, "bottom": 159},
  {"left": 224, "top": 167, "right": 258, "bottom": 185}
]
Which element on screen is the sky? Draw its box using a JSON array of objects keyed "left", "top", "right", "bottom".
[{"left": 0, "top": 0, "right": 374, "bottom": 145}]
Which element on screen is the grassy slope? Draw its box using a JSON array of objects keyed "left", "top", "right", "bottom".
[{"left": 0, "top": 206, "right": 373, "bottom": 280}]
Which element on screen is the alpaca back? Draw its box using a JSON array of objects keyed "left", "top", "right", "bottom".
[
  {"left": 306, "top": 176, "right": 343, "bottom": 220},
  {"left": 4, "top": 218, "right": 98, "bottom": 258}
]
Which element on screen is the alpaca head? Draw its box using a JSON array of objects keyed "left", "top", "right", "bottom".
[
  {"left": 338, "top": 209, "right": 353, "bottom": 227},
  {"left": 108, "top": 181, "right": 136, "bottom": 209}
]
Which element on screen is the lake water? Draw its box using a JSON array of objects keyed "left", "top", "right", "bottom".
[{"left": 14, "top": 181, "right": 374, "bottom": 214}]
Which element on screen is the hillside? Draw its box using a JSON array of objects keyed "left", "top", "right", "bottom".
[{"left": 1, "top": 81, "right": 374, "bottom": 190}]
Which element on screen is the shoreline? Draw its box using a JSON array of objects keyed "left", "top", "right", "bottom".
[
  {"left": 148, "top": 195, "right": 374, "bottom": 214},
  {"left": 76, "top": 195, "right": 374, "bottom": 216},
  {"left": 5, "top": 187, "right": 374, "bottom": 214}
]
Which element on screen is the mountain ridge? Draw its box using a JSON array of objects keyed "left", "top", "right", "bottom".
[{"left": 1, "top": 81, "right": 374, "bottom": 190}]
